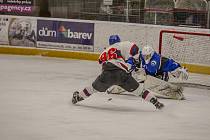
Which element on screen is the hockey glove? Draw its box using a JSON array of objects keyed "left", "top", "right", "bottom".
[
  {"left": 180, "top": 67, "right": 189, "bottom": 80},
  {"left": 127, "top": 57, "right": 137, "bottom": 73},
  {"left": 171, "top": 67, "right": 188, "bottom": 80}
]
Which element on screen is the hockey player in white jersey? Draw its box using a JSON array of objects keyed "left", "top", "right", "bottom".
[{"left": 72, "top": 35, "right": 164, "bottom": 110}]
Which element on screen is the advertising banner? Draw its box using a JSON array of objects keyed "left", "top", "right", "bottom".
[
  {"left": 8, "top": 17, "right": 37, "bottom": 47},
  {"left": 0, "top": 16, "right": 10, "bottom": 45},
  {"left": 37, "top": 19, "right": 94, "bottom": 52},
  {"left": 0, "top": 0, "right": 33, "bottom": 14}
]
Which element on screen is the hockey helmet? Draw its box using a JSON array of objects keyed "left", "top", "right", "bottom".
[
  {"left": 142, "top": 45, "right": 154, "bottom": 60},
  {"left": 130, "top": 43, "right": 139, "bottom": 56},
  {"left": 109, "top": 35, "right": 121, "bottom": 45}
]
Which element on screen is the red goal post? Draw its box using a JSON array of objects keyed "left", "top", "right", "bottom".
[{"left": 158, "top": 30, "right": 210, "bottom": 69}]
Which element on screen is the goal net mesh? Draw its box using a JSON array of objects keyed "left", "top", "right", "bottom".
[
  {"left": 159, "top": 30, "right": 210, "bottom": 66},
  {"left": 175, "top": 0, "right": 207, "bottom": 11}
]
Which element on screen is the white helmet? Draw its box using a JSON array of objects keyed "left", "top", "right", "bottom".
[{"left": 142, "top": 45, "right": 154, "bottom": 60}]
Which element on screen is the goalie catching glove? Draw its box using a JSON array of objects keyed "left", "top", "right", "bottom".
[{"left": 171, "top": 67, "right": 188, "bottom": 80}]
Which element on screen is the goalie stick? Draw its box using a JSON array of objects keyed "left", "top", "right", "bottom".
[{"left": 171, "top": 82, "right": 210, "bottom": 90}]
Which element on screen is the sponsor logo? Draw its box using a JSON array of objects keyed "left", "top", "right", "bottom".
[
  {"left": 37, "top": 20, "right": 94, "bottom": 45},
  {"left": 38, "top": 27, "right": 56, "bottom": 37},
  {"left": 58, "top": 25, "right": 92, "bottom": 40},
  {"left": 38, "top": 26, "right": 93, "bottom": 40},
  {"left": 0, "top": 5, "right": 32, "bottom": 13}
]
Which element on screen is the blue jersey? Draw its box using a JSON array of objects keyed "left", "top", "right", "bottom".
[{"left": 139, "top": 52, "right": 181, "bottom": 76}]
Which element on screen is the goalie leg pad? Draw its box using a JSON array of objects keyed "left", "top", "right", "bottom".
[
  {"left": 132, "top": 83, "right": 144, "bottom": 96},
  {"left": 145, "top": 75, "right": 185, "bottom": 100},
  {"left": 148, "top": 84, "right": 185, "bottom": 100}
]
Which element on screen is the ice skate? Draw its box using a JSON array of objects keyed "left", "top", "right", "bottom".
[
  {"left": 72, "top": 91, "right": 84, "bottom": 104},
  {"left": 154, "top": 101, "right": 164, "bottom": 110}
]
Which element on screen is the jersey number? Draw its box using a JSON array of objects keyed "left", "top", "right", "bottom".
[{"left": 99, "top": 48, "right": 118, "bottom": 63}]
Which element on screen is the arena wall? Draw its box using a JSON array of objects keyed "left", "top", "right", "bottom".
[{"left": 0, "top": 15, "right": 209, "bottom": 74}]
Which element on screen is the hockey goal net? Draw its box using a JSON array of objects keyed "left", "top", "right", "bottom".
[{"left": 159, "top": 30, "right": 210, "bottom": 66}]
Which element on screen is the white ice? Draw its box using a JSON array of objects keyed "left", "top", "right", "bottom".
[{"left": 0, "top": 54, "right": 210, "bottom": 140}]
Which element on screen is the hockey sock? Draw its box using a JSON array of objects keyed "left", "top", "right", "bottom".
[
  {"left": 141, "top": 90, "right": 158, "bottom": 105},
  {"left": 79, "top": 86, "right": 97, "bottom": 99}
]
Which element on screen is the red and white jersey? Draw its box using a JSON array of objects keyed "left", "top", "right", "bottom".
[{"left": 98, "top": 41, "right": 139, "bottom": 72}]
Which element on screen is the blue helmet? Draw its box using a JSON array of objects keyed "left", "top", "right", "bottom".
[{"left": 109, "top": 35, "right": 121, "bottom": 45}]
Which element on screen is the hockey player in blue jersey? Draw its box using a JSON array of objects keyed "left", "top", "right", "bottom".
[{"left": 137, "top": 45, "right": 188, "bottom": 81}]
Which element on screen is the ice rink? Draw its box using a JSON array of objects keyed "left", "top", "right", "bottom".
[{"left": 0, "top": 54, "right": 210, "bottom": 140}]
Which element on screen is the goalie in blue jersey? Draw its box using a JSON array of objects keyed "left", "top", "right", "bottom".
[{"left": 136, "top": 45, "right": 189, "bottom": 81}]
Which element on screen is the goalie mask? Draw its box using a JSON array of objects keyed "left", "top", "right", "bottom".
[{"left": 142, "top": 45, "right": 154, "bottom": 62}]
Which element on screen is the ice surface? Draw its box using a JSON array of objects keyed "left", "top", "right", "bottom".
[{"left": 0, "top": 54, "right": 210, "bottom": 140}]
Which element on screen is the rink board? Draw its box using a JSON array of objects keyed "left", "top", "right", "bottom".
[
  {"left": 0, "top": 46, "right": 210, "bottom": 75},
  {"left": 0, "top": 46, "right": 99, "bottom": 61}
]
